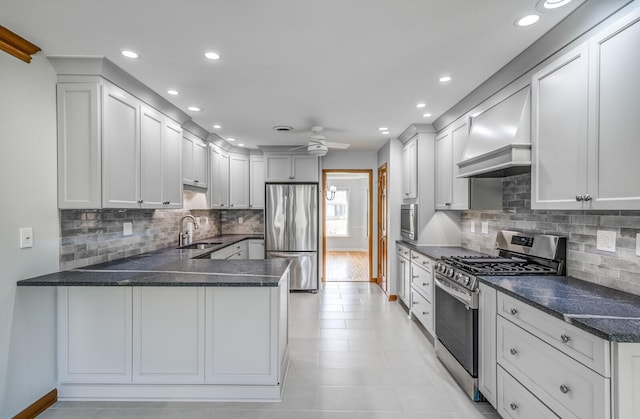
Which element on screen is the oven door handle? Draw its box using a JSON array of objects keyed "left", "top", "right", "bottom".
[{"left": 434, "top": 277, "right": 476, "bottom": 309}]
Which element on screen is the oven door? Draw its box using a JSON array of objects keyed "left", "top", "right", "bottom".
[{"left": 434, "top": 274, "right": 478, "bottom": 377}]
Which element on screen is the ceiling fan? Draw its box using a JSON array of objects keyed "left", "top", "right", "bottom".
[{"left": 290, "top": 126, "right": 350, "bottom": 156}]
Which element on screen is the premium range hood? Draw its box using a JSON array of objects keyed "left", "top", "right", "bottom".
[{"left": 457, "top": 87, "right": 531, "bottom": 178}]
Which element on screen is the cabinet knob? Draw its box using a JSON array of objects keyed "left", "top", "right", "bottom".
[
  {"left": 412, "top": 301, "right": 418, "bottom": 306},
  {"left": 559, "top": 384, "right": 570, "bottom": 394},
  {"left": 230, "top": 204, "right": 234, "bottom": 207},
  {"left": 138, "top": 199, "right": 143, "bottom": 204},
  {"left": 422, "top": 311, "right": 428, "bottom": 315},
  {"left": 583, "top": 194, "right": 592, "bottom": 202},
  {"left": 575, "top": 195, "right": 584, "bottom": 202},
  {"left": 412, "top": 275, "right": 419, "bottom": 279},
  {"left": 445, "top": 202, "right": 451, "bottom": 206},
  {"left": 560, "top": 334, "right": 571, "bottom": 343},
  {"left": 422, "top": 283, "right": 428, "bottom": 286},
  {"left": 289, "top": 176, "right": 294, "bottom": 179},
  {"left": 510, "top": 403, "right": 518, "bottom": 411},
  {"left": 510, "top": 308, "right": 518, "bottom": 315},
  {"left": 510, "top": 348, "right": 518, "bottom": 356},
  {"left": 194, "top": 180, "right": 199, "bottom": 183}
]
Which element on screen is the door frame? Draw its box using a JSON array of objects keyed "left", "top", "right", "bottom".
[{"left": 321, "top": 169, "right": 374, "bottom": 283}]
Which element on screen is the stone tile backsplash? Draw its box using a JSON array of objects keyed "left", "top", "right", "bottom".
[
  {"left": 461, "top": 173, "right": 640, "bottom": 296},
  {"left": 220, "top": 209, "right": 265, "bottom": 235}
]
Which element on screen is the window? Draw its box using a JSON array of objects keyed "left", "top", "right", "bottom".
[{"left": 326, "top": 188, "right": 349, "bottom": 237}]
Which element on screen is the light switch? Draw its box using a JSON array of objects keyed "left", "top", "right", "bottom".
[
  {"left": 238, "top": 217, "right": 244, "bottom": 224},
  {"left": 596, "top": 230, "right": 616, "bottom": 253},
  {"left": 20, "top": 228, "right": 33, "bottom": 248},
  {"left": 123, "top": 222, "right": 133, "bottom": 236},
  {"left": 636, "top": 233, "right": 640, "bottom": 257},
  {"left": 481, "top": 221, "right": 489, "bottom": 234}
]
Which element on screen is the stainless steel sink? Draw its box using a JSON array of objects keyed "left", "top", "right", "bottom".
[{"left": 177, "top": 241, "right": 223, "bottom": 250}]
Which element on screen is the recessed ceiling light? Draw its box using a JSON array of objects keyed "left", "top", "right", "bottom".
[
  {"left": 204, "top": 51, "right": 220, "bottom": 60},
  {"left": 378, "top": 127, "right": 388, "bottom": 131},
  {"left": 439, "top": 76, "right": 452, "bottom": 83},
  {"left": 416, "top": 103, "right": 426, "bottom": 108},
  {"left": 422, "top": 113, "right": 432, "bottom": 118},
  {"left": 121, "top": 50, "right": 139, "bottom": 59},
  {"left": 187, "top": 106, "right": 202, "bottom": 112},
  {"left": 213, "top": 124, "right": 221, "bottom": 129},
  {"left": 227, "top": 138, "right": 236, "bottom": 142},
  {"left": 516, "top": 14, "right": 540, "bottom": 27},
  {"left": 381, "top": 131, "right": 390, "bottom": 135},
  {"left": 238, "top": 143, "right": 245, "bottom": 147},
  {"left": 542, "top": 0, "right": 572, "bottom": 9},
  {"left": 167, "top": 89, "right": 179, "bottom": 95}
]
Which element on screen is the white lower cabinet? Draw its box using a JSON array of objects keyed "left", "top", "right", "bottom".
[
  {"left": 409, "top": 250, "right": 434, "bottom": 335},
  {"left": 210, "top": 241, "right": 248, "bottom": 259},
  {"left": 248, "top": 239, "right": 265, "bottom": 259},
  {"left": 410, "top": 288, "right": 433, "bottom": 332},
  {"left": 497, "top": 366, "right": 559, "bottom": 419},
  {"left": 478, "top": 283, "right": 497, "bottom": 408},
  {"left": 396, "top": 244, "right": 411, "bottom": 305},
  {"left": 132, "top": 287, "right": 205, "bottom": 383}
]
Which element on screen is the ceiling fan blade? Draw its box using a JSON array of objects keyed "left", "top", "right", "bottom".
[
  {"left": 289, "top": 144, "right": 307, "bottom": 151},
  {"left": 325, "top": 141, "right": 350, "bottom": 149}
]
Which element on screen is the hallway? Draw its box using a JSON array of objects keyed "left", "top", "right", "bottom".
[{"left": 324, "top": 251, "right": 369, "bottom": 282}]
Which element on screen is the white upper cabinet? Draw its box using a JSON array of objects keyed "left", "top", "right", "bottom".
[
  {"left": 265, "top": 153, "right": 318, "bottom": 182},
  {"left": 140, "top": 106, "right": 164, "bottom": 208},
  {"left": 162, "top": 121, "right": 183, "bottom": 209},
  {"left": 402, "top": 136, "right": 418, "bottom": 200},
  {"left": 532, "top": 8, "right": 640, "bottom": 210},
  {"left": 182, "top": 135, "right": 208, "bottom": 188},
  {"left": 435, "top": 120, "right": 469, "bottom": 210},
  {"left": 229, "top": 153, "right": 250, "bottom": 209},
  {"left": 249, "top": 155, "right": 265, "bottom": 209},
  {"left": 209, "top": 144, "right": 230, "bottom": 208}
]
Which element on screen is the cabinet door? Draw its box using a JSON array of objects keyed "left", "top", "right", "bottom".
[
  {"left": 265, "top": 154, "right": 291, "bottom": 181},
  {"left": 219, "top": 152, "right": 230, "bottom": 207},
  {"left": 140, "top": 106, "right": 164, "bottom": 208},
  {"left": 248, "top": 239, "right": 265, "bottom": 259},
  {"left": 478, "top": 283, "right": 497, "bottom": 408},
  {"left": 193, "top": 139, "right": 208, "bottom": 188},
  {"left": 450, "top": 121, "right": 470, "bottom": 209},
  {"left": 531, "top": 44, "right": 589, "bottom": 209},
  {"left": 249, "top": 155, "right": 265, "bottom": 209},
  {"left": 402, "top": 137, "right": 418, "bottom": 199},
  {"left": 162, "top": 121, "right": 183, "bottom": 208},
  {"left": 57, "top": 83, "right": 102, "bottom": 209},
  {"left": 102, "top": 85, "right": 141, "bottom": 208},
  {"left": 588, "top": 10, "right": 640, "bottom": 209},
  {"left": 58, "top": 287, "right": 132, "bottom": 383},
  {"left": 435, "top": 131, "right": 452, "bottom": 209},
  {"left": 181, "top": 137, "right": 194, "bottom": 185},
  {"left": 210, "top": 145, "right": 229, "bottom": 208},
  {"left": 291, "top": 155, "right": 319, "bottom": 182},
  {"left": 132, "top": 287, "right": 205, "bottom": 383},
  {"left": 229, "top": 153, "right": 249, "bottom": 209}
]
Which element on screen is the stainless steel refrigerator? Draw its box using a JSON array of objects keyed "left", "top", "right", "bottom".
[{"left": 265, "top": 183, "right": 318, "bottom": 291}]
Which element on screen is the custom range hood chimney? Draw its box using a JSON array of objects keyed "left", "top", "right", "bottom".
[{"left": 457, "top": 87, "right": 531, "bottom": 178}]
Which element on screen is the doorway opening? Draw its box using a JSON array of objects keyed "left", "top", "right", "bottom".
[{"left": 322, "top": 170, "right": 373, "bottom": 282}]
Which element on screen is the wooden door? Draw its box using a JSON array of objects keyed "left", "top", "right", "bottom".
[{"left": 377, "top": 164, "right": 389, "bottom": 296}]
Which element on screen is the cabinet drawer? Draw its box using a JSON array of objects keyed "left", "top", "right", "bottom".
[
  {"left": 409, "top": 251, "right": 432, "bottom": 272},
  {"left": 498, "top": 292, "right": 609, "bottom": 376},
  {"left": 397, "top": 244, "right": 410, "bottom": 259},
  {"left": 411, "top": 289, "right": 433, "bottom": 333},
  {"left": 498, "top": 316, "right": 610, "bottom": 419},
  {"left": 410, "top": 264, "right": 432, "bottom": 301},
  {"left": 497, "top": 366, "right": 559, "bottom": 419}
]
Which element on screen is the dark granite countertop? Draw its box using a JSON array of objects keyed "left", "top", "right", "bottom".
[
  {"left": 479, "top": 275, "right": 640, "bottom": 343},
  {"left": 17, "top": 234, "right": 291, "bottom": 287},
  {"left": 397, "top": 240, "right": 487, "bottom": 260}
]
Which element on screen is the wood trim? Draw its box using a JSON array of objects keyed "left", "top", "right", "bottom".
[
  {"left": 13, "top": 388, "right": 57, "bottom": 419},
  {"left": 0, "top": 26, "right": 41, "bottom": 63},
  {"left": 388, "top": 294, "right": 398, "bottom": 302}
]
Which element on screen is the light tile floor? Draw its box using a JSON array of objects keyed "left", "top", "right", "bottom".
[{"left": 41, "top": 282, "right": 500, "bottom": 419}]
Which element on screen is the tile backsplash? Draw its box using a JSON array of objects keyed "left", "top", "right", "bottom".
[
  {"left": 461, "top": 173, "right": 640, "bottom": 296},
  {"left": 220, "top": 209, "right": 265, "bottom": 235}
]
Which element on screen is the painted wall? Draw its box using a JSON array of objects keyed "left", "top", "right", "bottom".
[
  {"left": 325, "top": 177, "right": 369, "bottom": 251},
  {"left": 0, "top": 54, "right": 59, "bottom": 417}
]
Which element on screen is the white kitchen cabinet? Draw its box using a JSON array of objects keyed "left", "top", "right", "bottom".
[
  {"left": 58, "top": 287, "right": 132, "bottom": 383},
  {"left": 396, "top": 244, "right": 411, "bottom": 306},
  {"left": 56, "top": 83, "right": 102, "bottom": 209},
  {"left": 248, "top": 239, "right": 265, "bottom": 259},
  {"left": 264, "top": 153, "right": 318, "bottom": 182},
  {"left": 210, "top": 144, "right": 230, "bottom": 208},
  {"left": 435, "top": 120, "right": 470, "bottom": 210},
  {"left": 182, "top": 135, "right": 208, "bottom": 188},
  {"left": 612, "top": 343, "right": 640, "bottom": 419},
  {"left": 229, "top": 152, "right": 250, "bottom": 209},
  {"left": 132, "top": 287, "right": 205, "bottom": 383},
  {"left": 532, "top": 8, "right": 640, "bottom": 210},
  {"left": 162, "top": 121, "right": 183, "bottom": 208},
  {"left": 497, "top": 365, "right": 559, "bottom": 419},
  {"left": 478, "top": 283, "right": 497, "bottom": 408},
  {"left": 402, "top": 136, "right": 418, "bottom": 200},
  {"left": 210, "top": 241, "right": 247, "bottom": 260},
  {"left": 249, "top": 154, "right": 265, "bottom": 209},
  {"left": 409, "top": 250, "right": 434, "bottom": 335}
]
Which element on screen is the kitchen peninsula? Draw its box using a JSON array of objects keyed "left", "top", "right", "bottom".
[{"left": 18, "top": 237, "right": 291, "bottom": 402}]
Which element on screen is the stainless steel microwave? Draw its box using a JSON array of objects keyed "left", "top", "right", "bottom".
[{"left": 401, "top": 204, "right": 417, "bottom": 241}]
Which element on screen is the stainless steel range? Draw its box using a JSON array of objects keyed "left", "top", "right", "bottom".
[{"left": 433, "top": 230, "right": 566, "bottom": 401}]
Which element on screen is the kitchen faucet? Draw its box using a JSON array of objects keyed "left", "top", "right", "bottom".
[{"left": 178, "top": 215, "right": 200, "bottom": 247}]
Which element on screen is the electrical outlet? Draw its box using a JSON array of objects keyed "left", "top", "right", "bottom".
[
  {"left": 19, "top": 228, "right": 33, "bottom": 248},
  {"left": 238, "top": 217, "right": 244, "bottom": 224},
  {"left": 470, "top": 221, "right": 475, "bottom": 233},
  {"left": 481, "top": 221, "right": 489, "bottom": 234},
  {"left": 196, "top": 217, "right": 201, "bottom": 225},
  {"left": 596, "top": 230, "right": 616, "bottom": 253},
  {"left": 636, "top": 233, "right": 640, "bottom": 256},
  {"left": 123, "top": 222, "right": 133, "bottom": 236}
]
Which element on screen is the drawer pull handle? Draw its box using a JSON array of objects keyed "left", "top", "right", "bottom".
[
  {"left": 510, "top": 308, "right": 518, "bottom": 315},
  {"left": 412, "top": 301, "right": 418, "bottom": 306},
  {"left": 510, "top": 348, "right": 518, "bottom": 356},
  {"left": 560, "top": 334, "right": 571, "bottom": 343},
  {"left": 422, "top": 283, "right": 428, "bottom": 286},
  {"left": 510, "top": 403, "right": 518, "bottom": 411},
  {"left": 560, "top": 384, "right": 570, "bottom": 394},
  {"left": 413, "top": 275, "right": 419, "bottom": 279},
  {"left": 422, "top": 311, "right": 429, "bottom": 315}
]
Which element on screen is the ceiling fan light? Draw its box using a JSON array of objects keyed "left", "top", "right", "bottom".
[{"left": 307, "top": 144, "right": 328, "bottom": 156}]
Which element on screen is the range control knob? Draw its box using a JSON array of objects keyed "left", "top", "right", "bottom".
[
  {"left": 446, "top": 268, "right": 454, "bottom": 278},
  {"left": 434, "top": 262, "right": 440, "bottom": 271},
  {"left": 463, "top": 276, "right": 471, "bottom": 286}
]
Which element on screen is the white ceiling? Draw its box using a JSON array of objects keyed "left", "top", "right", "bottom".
[{"left": 4, "top": 0, "right": 583, "bottom": 151}]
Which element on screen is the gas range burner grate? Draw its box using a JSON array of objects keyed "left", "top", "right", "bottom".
[{"left": 441, "top": 255, "right": 556, "bottom": 276}]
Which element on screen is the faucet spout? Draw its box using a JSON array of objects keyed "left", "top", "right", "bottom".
[{"left": 178, "top": 215, "right": 200, "bottom": 247}]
